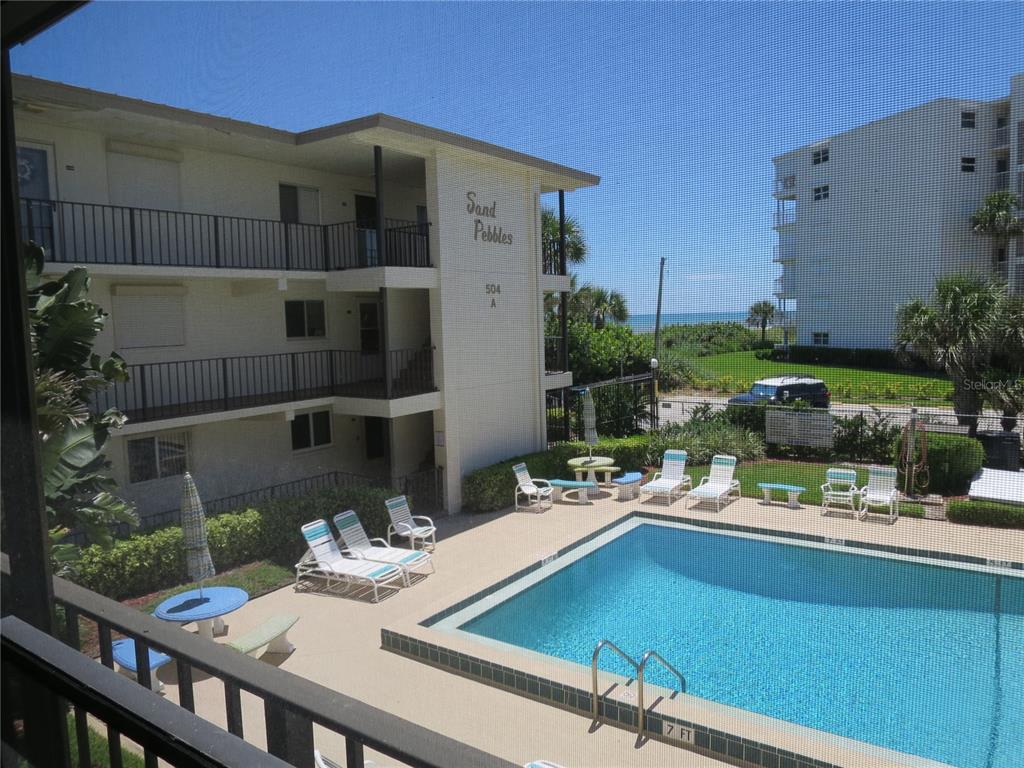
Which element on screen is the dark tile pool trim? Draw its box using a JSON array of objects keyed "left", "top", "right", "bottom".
[
  {"left": 382, "top": 627, "right": 843, "bottom": 768},
  {"left": 396, "top": 509, "right": 1018, "bottom": 768}
]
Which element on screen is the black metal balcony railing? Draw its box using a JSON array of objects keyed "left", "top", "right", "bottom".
[
  {"left": 0, "top": 559, "right": 514, "bottom": 768},
  {"left": 541, "top": 238, "right": 565, "bottom": 276},
  {"left": 544, "top": 335, "right": 567, "bottom": 374},
  {"left": 91, "top": 348, "right": 435, "bottom": 424},
  {"left": 19, "top": 198, "right": 431, "bottom": 271}
]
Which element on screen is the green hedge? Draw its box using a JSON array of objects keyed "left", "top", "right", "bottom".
[
  {"left": 898, "top": 432, "right": 984, "bottom": 496},
  {"left": 770, "top": 345, "right": 929, "bottom": 371},
  {"left": 946, "top": 499, "right": 1024, "bottom": 528},
  {"left": 72, "top": 485, "right": 397, "bottom": 600}
]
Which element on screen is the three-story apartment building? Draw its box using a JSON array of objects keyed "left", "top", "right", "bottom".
[
  {"left": 772, "top": 73, "right": 1023, "bottom": 349},
  {"left": 13, "top": 75, "right": 597, "bottom": 523}
]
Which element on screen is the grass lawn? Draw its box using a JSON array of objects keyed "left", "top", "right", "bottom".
[
  {"left": 66, "top": 713, "right": 146, "bottom": 768},
  {"left": 686, "top": 459, "right": 924, "bottom": 517},
  {"left": 682, "top": 350, "right": 952, "bottom": 402},
  {"left": 74, "top": 561, "right": 294, "bottom": 659}
]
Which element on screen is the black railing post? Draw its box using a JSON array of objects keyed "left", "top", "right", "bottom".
[
  {"left": 291, "top": 353, "right": 298, "bottom": 401},
  {"left": 374, "top": 145, "right": 386, "bottom": 266},
  {"left": 562, "top": 388, "right": 571, "bottom": 442},
  {"left": 283, "top": 222, "right": 291, "bottom": 270},
  {"left": 128, "top": 206, "right": 138, "bottom": 265},
  {"left": 213, "top": 216, "right": 221, "bottom": 268},
  {"left": 265, "top": 701, "right": 315, "bottom": 768},
  {"left": 221, "top": 358, "right": 229, "bottom": 411},
  {"left": 139, "top": 365, "right": 148, "bottom": 421},
  {"left": 346, "top": 737, "right": 366, "bottom": 768},
  {"left": 321, "top": 223, "right": 329, "bottom": 271}
]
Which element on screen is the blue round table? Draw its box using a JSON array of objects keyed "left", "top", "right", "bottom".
[{"left": 154, "top": 586, "right": 248, "bottom": 639}]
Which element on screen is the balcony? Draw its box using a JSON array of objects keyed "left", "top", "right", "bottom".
[
  {"left": 772, "top": 242, "right": 796, "bottom": 263},
  {"left": 544, "top": 335, "right": 568, "bottom": 374},
  {"left": 0, "top": 560, "right": 512, "bottom": 768},
  {"left": 18, "top": 198, "right": 431, "bottom": 272},
  {"left": 92, "top": 348, "right": 435, "bottom": 424},
  {"left": 773, "top": 207, "right": 796, "bottom": 229},
  {"left": 772, "top": 174, "right": 797, "bottom": 197},
  {"left": 773, "top": 276, "right": 794, "bottom": 298},
  {"left": 991, "top": 125, "right": 1010, "bottom": 149},
  {"left": 993, "top": 171, "right": 1011, "bottom": 192},
  {"left": 541, "top": 238, "right": 566, "bottom": 276}
]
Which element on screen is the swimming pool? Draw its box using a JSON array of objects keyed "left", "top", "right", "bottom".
[{"left": 447, "top": 520, "right": 1023, "bottom": 768}]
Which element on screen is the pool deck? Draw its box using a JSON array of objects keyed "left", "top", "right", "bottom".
[{"left": 158, "top": 492, "right": 1023, "bottom": 768}]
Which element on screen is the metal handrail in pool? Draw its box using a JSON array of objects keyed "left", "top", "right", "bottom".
[
  {"left": 591, "top": 639, "right": 640, "bottom": 724},
  {"left": 637, "top": 650, "right": 687, "bottom": 734}
]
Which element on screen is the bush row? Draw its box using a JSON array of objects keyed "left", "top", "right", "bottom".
[
  {"left": 462, "top": 422, "right": 765, "bottom": 515},
  {"left": 71, "top": 485, "right": 397, "bottom": 600},
  {"left": 768, "top": 346, "right": 929, "bottom": 371},
  {"left": 946, "top": 499, "right": 1024, "bottom": 528},
  {"left": 685, "top": 374, "right": 950, "bottom": 402}
]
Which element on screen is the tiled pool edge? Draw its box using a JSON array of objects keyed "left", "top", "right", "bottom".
[
  {"left": 381, "top": 627, "right": 831, "bottom": 768},
  {"left": 387, "top": 509, "right": 1012, "bottom": 768}
]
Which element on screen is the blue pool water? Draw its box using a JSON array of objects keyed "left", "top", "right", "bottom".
[{"left": 459, "top": 524, "right": 1024, "bottom": 768}]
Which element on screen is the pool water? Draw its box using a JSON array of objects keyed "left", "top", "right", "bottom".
[{"left": 459, "top": 523, "right": 1024, "bottom": 768}]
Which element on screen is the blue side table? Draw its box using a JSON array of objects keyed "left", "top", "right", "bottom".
[{"left": 154, "top": 586, "right": 248, "bottom": 639}]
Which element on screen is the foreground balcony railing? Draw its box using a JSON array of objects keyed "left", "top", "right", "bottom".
[
  {"left": 19, "top": 198, "right": 431, "bottom": 271},
  {"left": 541, "top": 239, "right": 566, "bottom": 276},
  {"left": 1, "top": 559, "right": 513, "bottom": 768},
  {"left": 92, "top": 348, "right": 435, "bottom": 424}
]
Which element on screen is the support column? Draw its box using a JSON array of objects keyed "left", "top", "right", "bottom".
[
  {"left": 1, "top": 46, "right": 69, "bottom": 768},
  {"left": 380, "top": 287, "right": 392, "bottom": 398},
  {"left": 374, "top": 145, "right": 386, "bottom": 266},
  {"left": 558, "top": 190, "right": 568, "bottom": 370}
]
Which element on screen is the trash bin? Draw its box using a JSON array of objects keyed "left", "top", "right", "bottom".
[{"left": 977, "top": 431, "right": 1022, "bottom": 471}]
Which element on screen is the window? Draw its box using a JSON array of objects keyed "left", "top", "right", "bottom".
[
  {"left": 960, "top": 156, "right": 976, "bottom": 173},
  {"left": 960, "top": 111, "right": 976, "bottom": 129},
  {"left": 812, "top": 332, "right": 830, "bottom": 346},
  {"left": 811, "top": 147, "right": 829, "bottom": 165},
  {"left": 291, "top": 410, "right": 332, "bottom": 451},
  {"left": 285, "top": 300, "right": 326, "bottom": 338},
  {"left": 128, "top": 432, "right": 189, "bottom": 484},
  {"left": 813, "top": 184, "right": 830, "bottom": 201}
]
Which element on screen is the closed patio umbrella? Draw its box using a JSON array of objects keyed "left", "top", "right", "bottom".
[
  {"left": 581, "top": 387, "right": 599, "bottom": 459},
  {"left": 181, "top": 473, "right": 215, "bottom": 595}
]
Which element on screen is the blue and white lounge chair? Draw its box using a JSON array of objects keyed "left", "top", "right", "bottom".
[
  {"left": 295, "top": 519, "right": 405, "bottom": 602},
  {"left": 385, "top": 495, "right": 436, "bottom": 550},
  {"left": 686, "top": 454, "right": 741, "bottom": 512},
  {"left": 640, "top": 450, "right": 692, "bottom": 503},
  {"left": 333, "top": 510, "right": 434, "bottom": 579}
]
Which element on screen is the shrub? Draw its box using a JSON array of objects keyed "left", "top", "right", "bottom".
[
  {"left": 832, "top": 410, "right": 901, "bottom": 463},
  {"left": 898, "top": 432, "right": 985, "bottom": 496},
  {"left": 648, "top": 420, "right": 765, "bottom": 466},
  {"left": 724, "top": 402, "right": 767, "bottom": 434},
  {"left": 946, "top": 499, "right": 1024, "bottom": 528},
  {"left": 770, "top": 346, "right": 930, "bottom": 371},
  {"left": 71, "top": 486, "right": 397, "bottom": 600}
]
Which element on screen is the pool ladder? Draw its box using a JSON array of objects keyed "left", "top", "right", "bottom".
[{"left": 591, "top": 639, "right": 687, "bottom": 738}]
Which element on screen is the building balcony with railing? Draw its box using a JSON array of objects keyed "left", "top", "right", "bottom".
[
  {"left": 94, "top": 347, "right": 436, "bottom": 427},
  {"left": 773, "top": 274, "right": 795, "bottom": 298},
  {"left": 20, "top": 197, "right": 431, "bottom": 273},
  {"left": 772, "top": 174, "right": 797, "bottom": 198},
  {"left": 991, "top": 124, "right": 1010, "bottom": 148}
]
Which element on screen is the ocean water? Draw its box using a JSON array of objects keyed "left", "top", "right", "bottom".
[
  {"left": 460, "top": 524, "right": 1024, "bottom": 768},
  {"left": 627, "top": 311, "right": 749, "bottom": 332}
]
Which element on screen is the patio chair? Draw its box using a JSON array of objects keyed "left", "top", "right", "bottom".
[
  {"left": 858, "top": 466, "right": 900, "bottom": 523},
  {"left": 385, "top": 495, "right": 436, "bottom": 550},
  {"left": 333, "top": 510, "right": 434, "bottom": 579},
  {"left": 513, "top": 462, "right": 553, "bottom": 511},
  {"left": 640, "top": 449, "right": 692, "bottom": 503},
  {"left": 295, "top": 519, "right": 406, "bottom": 602},
  {"left": 686, "top": 454, "right": 741, "bottom": 512},
  {"left": 820, "top": 468, "right": 860, "bottom": 517}
]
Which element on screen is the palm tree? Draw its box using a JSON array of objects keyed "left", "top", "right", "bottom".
[
  {"left": 586, "top": 286, "right": 628, "bottom": 329},
  {"left": 747, "top": 300, "right": 776, "bottom": 343},
  {"left": 970, "top": 191, "right": 1023, "bottom": 243},
  {"left": 895, "top": 273, "right": 1007, "bottom": 436},
  {"left": 541, "top": 208, "right": 587, "bottom": 267}
]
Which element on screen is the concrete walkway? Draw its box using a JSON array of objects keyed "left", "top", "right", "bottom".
[{"left": 160, "top": 492, "right": 1023, "bottom": 768}]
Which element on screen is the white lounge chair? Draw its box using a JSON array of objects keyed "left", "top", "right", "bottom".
[
  {"left": 821, "top": 468, "right": 860, "bottom": 517},
  {"left": 385, "top": 495, "right": 436, "bottom": 551},
  {"left": 333, "top": 510, "right": 434, "bottom": 579},
  {"left": 513, "top": 462, "right": 553, "bottom": 511},
  {"left": 687, "top": 454, "right": 741, "bottom": 512},
  {"left": 295, "top": 519, "right": 405, "bottom": 602},
  {"left": 640, "top": 449, "right": 692, "bottom": 503},
  {"left": 858, "top": 466, "right": 900, "bottom": 523}
]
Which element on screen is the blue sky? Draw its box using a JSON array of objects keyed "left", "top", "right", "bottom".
[{"left": 11, "top": 1, "right": 1021, "bottom": 314}]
